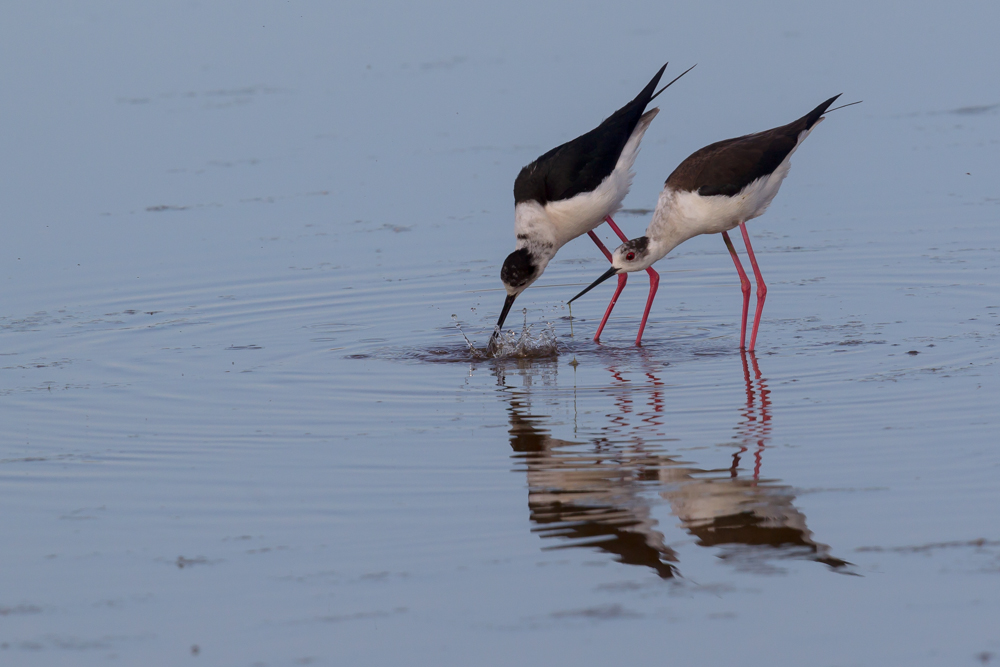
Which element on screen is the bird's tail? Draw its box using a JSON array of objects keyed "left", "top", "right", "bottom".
[
  {"left": 650, "top": 63, "right": 697, "bottom": 102},
  {"left": 632, "top": 63, "right": 668, "bottom": 110},
  {"left": 616, "top": 107, "right": 660, "bottom": 172},
  {"left": 804, "top": 94, "right": 842, "bottom": 129}
]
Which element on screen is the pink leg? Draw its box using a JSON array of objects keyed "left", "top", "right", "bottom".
[
  {"left": 587, "top": 216, "right": 646, "bottom": 344},
  {"left": 586, "top": 230, "right": 613, "bottom": 262},
  {"left": 585, "top": 216, "right": 630, "bottom": 259},
  {"left": 593, "top": 273, "right": 627, "bottom": 343},
  {"left": 609, "top": 217, "right": 660, "bottom": 346},
  {"left": 603, "top": 215, "right": 630, "bottom": 242},
  {"left": 722, "top": 230, "right": 752, "bottom": 349},
  {"left": 634, "top": 267, "right": 659, "bottom": 346},
  {"left": 739, "top": 222, "right": 767, "bottom": 352},
  {"left": 590, "top": 216, "right": 632, "bottom": 343}
]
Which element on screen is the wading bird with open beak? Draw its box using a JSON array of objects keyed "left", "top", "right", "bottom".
[
  {"left": 568, "top": 94, "right": 845, "bottom": 351},
  {"left": 489, "top": 63, "right": 694, "bottom": 352}
]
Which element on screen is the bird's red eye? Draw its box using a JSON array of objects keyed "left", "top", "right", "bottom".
[{"left": 625, "top": 252, "right": 635, "bottom": 261}]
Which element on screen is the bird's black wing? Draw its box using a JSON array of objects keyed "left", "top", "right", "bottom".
[
  {"left": 514, "top": 64, "right": 667, "bottom": 206},
  {"left": 666, "top": 95, "right": 840, "bottom": 197}
]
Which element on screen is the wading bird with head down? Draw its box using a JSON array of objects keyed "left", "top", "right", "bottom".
[
  {"left": 489, "top": 63, "right": 695, "bottom": 352},
  {"left": 568, "top": 94, "right": 850, "bottom": 351}
]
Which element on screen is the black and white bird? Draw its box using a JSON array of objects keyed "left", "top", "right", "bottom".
[
  {"left": 568, "top": 95, "right": 844, "bottom": 351},
  {"left": 490, "top": 63, "right": 694, "bottom": 349}
]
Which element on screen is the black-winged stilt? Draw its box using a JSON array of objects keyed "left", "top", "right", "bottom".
[
  {"left": 568, "top": 94, "right": 846, "bottom": 351},
  {"left": 489, "top": 63, "right": 694, "bottom": 351}
]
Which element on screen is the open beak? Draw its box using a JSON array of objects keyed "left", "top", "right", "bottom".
[
  {"left": 568, "top": 267, "right": 619, "bottom": 304},
  {"left": 489, "top": 293, "right": 517, "bottom": 348}
]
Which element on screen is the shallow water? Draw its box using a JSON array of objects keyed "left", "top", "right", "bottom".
[{"left": 2, "top": 1, "right": 1000, "bottom": 665}]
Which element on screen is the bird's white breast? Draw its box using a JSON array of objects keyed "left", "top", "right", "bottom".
[{"left": 672, "top": 166, "right": 788, "bottom": 236}]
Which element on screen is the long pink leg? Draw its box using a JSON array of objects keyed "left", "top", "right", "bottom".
[
  {"left": 609, "top": 217, "right": 660, "bottom": 346},
  {"left": 603, "top": 216, "right": 630, "bottom": 243},
  {"left": 722, "top": 230, "right": 752, "bottom": 349},
  {"left": 739, "top": 222, "right": 767, "bottom": 352},
  {"left": 588, "top": 216, "right": 632, "bottom": 343},
  {"left": 634, "top": 267, "right": 659, "bottom": 346},
  {"left": 586, "top": 230, "right": 613, "bottom": 262},
  {"left": 593, "top": 274, "right": 627, "bottom": 342},
  {"left": 586, "top": 217, "right": 629, "bottom": 343}
]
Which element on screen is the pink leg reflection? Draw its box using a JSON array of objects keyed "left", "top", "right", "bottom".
[{"left": 731, "top": 350, "right": 771, "bottom": 480}]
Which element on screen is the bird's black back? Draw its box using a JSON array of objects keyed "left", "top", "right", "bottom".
[
  {"left": 513, "top": 64, "right": 667, "bottom": 206},
  {"left": 665, "top": 95, "right": 841, "bottom": 197}
]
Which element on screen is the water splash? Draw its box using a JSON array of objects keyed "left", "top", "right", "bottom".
[
  {"left": 451, "top": 314, "right": 480, "bottom": 350},
  {"left": 451, "top": 313, "right": 558, "bottom": 360},
  {"left": 488, "top": 321, "right": 559, "bottom": 359}
]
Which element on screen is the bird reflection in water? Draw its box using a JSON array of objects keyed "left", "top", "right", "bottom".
[
  {"left": 509, "top": 392, "right": 681, "bottom": 578},
  {"left": 504, "top": 351, "right": 848, "bottom": 579}
]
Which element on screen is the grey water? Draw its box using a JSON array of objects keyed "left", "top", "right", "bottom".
[{"left": 2, "top": 1, "right": 1000, "bottom": 665}]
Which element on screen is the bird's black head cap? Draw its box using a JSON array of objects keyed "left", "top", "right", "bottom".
[{"left": 501, "top": 248, "right": 538, "bottom": 291}]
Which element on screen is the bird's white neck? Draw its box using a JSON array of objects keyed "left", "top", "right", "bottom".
[
  {"left": 513, "top": 214, "right": 558, "bottom": 281},
  {"left": 641, "top": 189, "right": 694, "bottom": 265},
  {"left": 514, "top": 202, "right": 564, "bottom": 250}
]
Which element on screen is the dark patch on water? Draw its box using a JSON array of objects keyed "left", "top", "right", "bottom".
[
  {"left": 856, "top": 538, "right": 1000, "bottom": 553},
  {"left": 378, "top": 224, "right": 411, "bottom": 233},
  {"left": 550, "top": 604, "right": 642, "bottom": 620},
  {"left": 829, "top": 339, "right": 886, "bottom": 347},
  {"left": 175, "top": 556, "right": 217, "bottom": 569},
  {"left": 314, "top": 607, "right": 408, "bottom": 624},
  {"left": 420, "top": 55, "right": 467, "bottom": 70},
  {"left": 949, "top": 103, "right": 1000, "bottom": 115},
  {"left": 0, "top": 604, "right": 43, "bottom": 616},
  {"left": 3, "top": 358, "right": 73, "bottom": 370},
  {"left": 145, "top": 204, "right": 189, "bottom": 212}
]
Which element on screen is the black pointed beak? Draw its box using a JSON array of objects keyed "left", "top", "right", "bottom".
[
  {"left": 489, "top": 293, "right": 517, "bottom": 347},
  {"left": 568, "top": 267, "right": 619, "bottom": 304}
]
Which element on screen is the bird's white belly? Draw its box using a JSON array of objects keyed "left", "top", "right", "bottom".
[
  {"left": 513, "top": 196, "right": 611, "bottom": 253},
  {"left": 513, "top": 173, "right": 627, "bottom": 249},
  {"left": 544, "top": 163, "right": 634, "bottom": 244},
  {"left": 513, "top": 112, "right": 655, "bottom": 249},
  {"left": 670, "top": 166, "right": 789, "bottom": 239}
]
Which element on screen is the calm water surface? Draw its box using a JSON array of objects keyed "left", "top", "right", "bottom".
[{"left": 2, "top": 2, "right": 999, "bottom": 665}]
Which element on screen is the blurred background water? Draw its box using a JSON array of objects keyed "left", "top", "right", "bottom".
[{"left": 1, "top": 1, "right": 999, "bottom": 665}]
